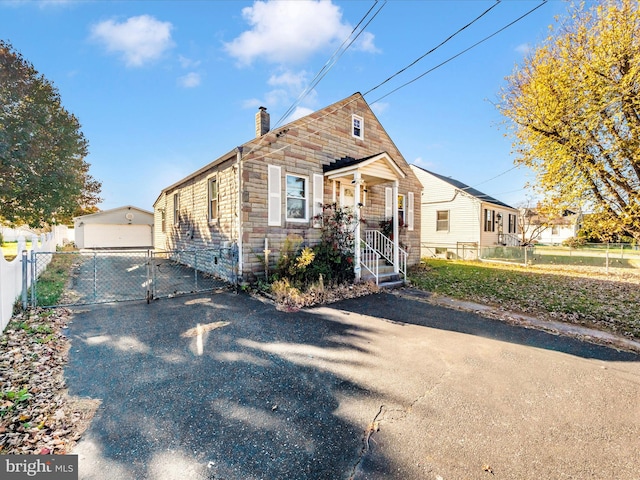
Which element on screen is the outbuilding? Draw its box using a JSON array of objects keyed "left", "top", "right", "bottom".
[{"left": 74, "top": 206, "right": 154, "bottom": 249}]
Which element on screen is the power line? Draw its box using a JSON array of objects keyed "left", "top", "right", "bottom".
[
  {"left": 363, "top": 0, "right": 502, "bottom": 98},
  {"left": 273, "top": 0, "right": 387, "bottom": 129},
  {"left": 368, "top": 1, "right": 548, "bottom": 105}
]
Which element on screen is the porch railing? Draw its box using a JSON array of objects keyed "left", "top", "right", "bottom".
[
  {"left": 362, "top": 229, "right": 407, "bottom": 284},
  {"left": 498, "top": 233, "right": 521, "bottom": 247}
]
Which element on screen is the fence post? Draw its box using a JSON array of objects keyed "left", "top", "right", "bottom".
[
  {"left": 194, "top": 250, "right": 198, "bottom": 290},
  {"left": 21, "top": 251, "right": 28, "bottom": 310},
  {"left": 93, "top": 251, "right": 97, "bottom": 301},
  {"left": 30, "top": 250, "right": 36, "bottom": 308}
]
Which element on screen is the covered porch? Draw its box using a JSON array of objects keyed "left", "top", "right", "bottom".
[{"left": 323, "top": 152, "right": 408, "bottom": 286}]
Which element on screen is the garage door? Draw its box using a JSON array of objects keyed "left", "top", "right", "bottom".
[{"left": 83, "top": 224, "right": 152, "bottom": 249}]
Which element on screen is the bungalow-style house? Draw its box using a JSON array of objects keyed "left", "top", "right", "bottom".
[
  {"left": 153, "top": 93, "right": 422, "bottom": 284},
  {"left": 520, "top": 208, "right": 582, "bottom": 245},
  {"left": 410, "top": 165, "right": 519, "bottom": 259}
]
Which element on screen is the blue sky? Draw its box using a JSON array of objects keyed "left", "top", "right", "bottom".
[{"left": 1, "top": 0, "right": 575, "bottom": 211}]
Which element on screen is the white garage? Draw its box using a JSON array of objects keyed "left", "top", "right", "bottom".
[{"left": 74, "top": 206, "right": 154, "bottom": 249}]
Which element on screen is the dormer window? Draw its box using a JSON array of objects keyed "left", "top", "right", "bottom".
[{"left": 352, "top": 114, "right": 364, "bottom": 139}]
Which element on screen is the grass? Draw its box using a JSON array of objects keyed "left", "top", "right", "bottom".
[
  {"left": 409, "top": 259, "right": 640, "bottom": 339},
  {"left": 29, "top": 245, "right": 78, "bottom": 306}
]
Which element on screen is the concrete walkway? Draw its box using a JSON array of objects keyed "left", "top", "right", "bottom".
[{"left": 64, "top": 289, "right": 640, "bottom": 479}]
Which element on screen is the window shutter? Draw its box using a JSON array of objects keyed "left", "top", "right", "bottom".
[
  {"left": 407, "top": 192, "right": 414, "bottom": 231},
  {"left": 313, "top": 174, "right": 324, "bottom": 228},
  {"left": 268, "top": 165, "right": 281, "bottom": 226},
  {"left": 385, "top": 187, "right": 393, "bottom": 219}
]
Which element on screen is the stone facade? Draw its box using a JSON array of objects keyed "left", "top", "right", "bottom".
[{"left": 154, "top": 93, "right": 423, "bottom": 283}]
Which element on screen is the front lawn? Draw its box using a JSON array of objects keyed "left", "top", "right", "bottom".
[{"left": 409, "top": 259, "right": 640, "bottom": 339}]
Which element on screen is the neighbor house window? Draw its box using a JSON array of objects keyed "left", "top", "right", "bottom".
[
  {"left": 552, "top": 225, "right": 558, "bottom": 235},
  {"left": 161, "top": 209, "right": 166, "bottom": 233},
  {"left": 436, "top": 210, "right": 449, "bottom": 231},
  {"left": 484, "top": 208, "right": 495, "bottom": 232},
  {"left": 352, "top": 114, "right": 364, "bottom": 139},
  {"left": 508, "top": 213, "right": 516, "bottom": 234},
  {"left": 397, "top": 194, "right": 405, "bottom": 226},
  {"left": 208, "top": 177, "right": 218, "bottom": 221},
  {"left": 286, "top": 174, "right": 308, "bottom": 221},
  {"left": 173, "top": 193, "right": 180, "bottom": 226}
]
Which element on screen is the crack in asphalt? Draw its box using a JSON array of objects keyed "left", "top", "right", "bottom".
[{"left": 347, "top": 404, "right": 385, "bottom": 480}]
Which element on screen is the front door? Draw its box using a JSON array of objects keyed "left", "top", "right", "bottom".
[{"left": 340, "top": 184, "right": 356, "bottom": 210}]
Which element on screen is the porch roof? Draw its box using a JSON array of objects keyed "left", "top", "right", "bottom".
[{"left": 323, "top": 152, "right": 406, "bottom": 186}]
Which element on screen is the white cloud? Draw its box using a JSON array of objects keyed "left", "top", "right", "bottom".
[
  {"left": 371, "top": 101, "right": 388, "bottom": 116},
  {"left": 178, "top": 72, "right": 201, "bottom": 88},
  {"left": 515, "top": 43, "right": 531, "bottom": 56},
  {"left": 178, "top": 55, "right": 201, "bottom": 69},
  {"left": 224, "top": 0, "right": 376, "bottom": 66},
  {"left": 288, "top": 106, "right": 314, "bottom": 121},
  {"left": 91, "top": 15, "right": 174, "bottom": 67}
]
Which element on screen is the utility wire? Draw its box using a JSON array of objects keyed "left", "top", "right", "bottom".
[
  {"left": 369, "top": 0, "right": 548, "bottom": 105},
  {"left": 363, "top": 0, "right": 502, "bottom": 98},
  {"left": 273, "top": 0, "right": 387, "bottom": 129}
]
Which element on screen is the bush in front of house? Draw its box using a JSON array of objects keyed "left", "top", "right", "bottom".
[{"left": 267, "top": 204, "right": 358, "bottom": 303}]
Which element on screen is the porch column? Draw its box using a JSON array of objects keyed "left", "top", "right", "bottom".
[
  {"left": 353, "top": 172, "right": 362, "bottom": 281},
  {"left": 392, "top": 180, "right": 399, "bottom": 274}
]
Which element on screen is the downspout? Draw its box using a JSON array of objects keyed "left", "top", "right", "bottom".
[{"left": 236, "top": 146, "right": 243, "bottom": 282}]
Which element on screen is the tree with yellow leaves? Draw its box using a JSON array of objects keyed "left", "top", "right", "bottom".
[{"left": 499, "top": 0, "right": 640, "bottom": 242}]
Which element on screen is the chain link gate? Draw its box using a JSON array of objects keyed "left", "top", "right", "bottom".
[{"left": 30, "top": 247, "right": 236, "bottom": 308}]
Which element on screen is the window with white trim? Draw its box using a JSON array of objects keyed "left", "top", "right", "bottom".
[
  {"left": 286, "top": 174, "right": 308, "bottom": 222},
  {"left": 208, "top": 177, "right": 218, "bottom": 222},
  {"left": 173, "top": 193, "right": 180, "bottom": 226},
  {"left": 436, "top": 210, "right": 449, "bottom": 231},
  {"left": 352, "top": 114, "right": 364, "bottom": 139}
]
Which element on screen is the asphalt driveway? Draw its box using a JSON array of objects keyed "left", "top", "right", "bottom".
[{"left": 64, "top": 289, "right": 640, "bottom": 479}]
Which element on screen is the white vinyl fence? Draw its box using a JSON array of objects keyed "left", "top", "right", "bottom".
[{"left": 0, "top": 232, "right": 60, "bottom": 331}]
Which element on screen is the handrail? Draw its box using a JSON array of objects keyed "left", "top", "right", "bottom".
[
  {"left": 360, "top": 243, "right": 380, "bottom": 284},
  {"left": 362, "top": 230, "right": 408, "bottom": 283},
  {"left": 498, "top": 233, "right": 521, "bottom": 247}
]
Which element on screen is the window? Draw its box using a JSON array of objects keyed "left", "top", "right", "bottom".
[
  {"left": 208, "top": 177, "right": 218, "bottom": 221},
  {"left": 551, "top": 225, "right": 558, "bottom": 235},
  {"left": 286, "top": 174, "right": 308, "bottom": 221},
  {"left": 173, "top": 193, "right": 180, "bottom": 226},
  {"left": 352, "top": 114, "right": 364, "bottom": 139},
  {"left": 397, "top": 194, "right": 405, "bottom": 226},
  {"left": 161, "top": 209, "right": 166, "bottom": 233},
  {"left": 484, "top": 208, "right": 495, "bottom": 232},
  {"left": 508, "top": 213, "right": 517, "bottom": 234},
  {"left": 436, "top": 210, "right": 449, "bottom": 231}
]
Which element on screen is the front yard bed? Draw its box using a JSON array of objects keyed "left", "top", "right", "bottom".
[
  {"left": 0, "top": 308, "right": 98, "bottom": 454},
  {"left": 409, "top": 259, "right": 640, "bottom": 339}
]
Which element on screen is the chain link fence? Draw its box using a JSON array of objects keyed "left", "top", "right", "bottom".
[
  {"left": 30, "top": 247, "right": 236, "bottom": 308},
  {"left": 480, "top": 243, "right": 640, "bottom": 270}
]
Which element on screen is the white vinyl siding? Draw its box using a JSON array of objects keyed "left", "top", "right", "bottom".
[
  {"left": 268, "top": 165, "right": 281, "bottom": 226},
  {"left": 411, "top": 167, "right": 481, "bottom": 253}
]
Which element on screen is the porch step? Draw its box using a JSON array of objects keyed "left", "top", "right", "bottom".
[{"left": 361, "top": 270, "right": 404, "bottom": 289}]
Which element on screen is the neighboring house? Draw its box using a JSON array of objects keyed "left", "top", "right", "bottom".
[
  {"left": 410, "top": 165, "right": 519, "bottom": 259},
  {"left": 153, "top": 93, "right": 423, "bottom": 284},
  {"left": 74, "top": 206, "right": 154, "bottom": 249},
  {"left": 521, "top": 209, "right": 582, "bottom": 245}
]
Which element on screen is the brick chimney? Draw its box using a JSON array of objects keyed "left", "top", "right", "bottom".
[{"left": 255, "top": 106, "right": 270, "bottom": 137}]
